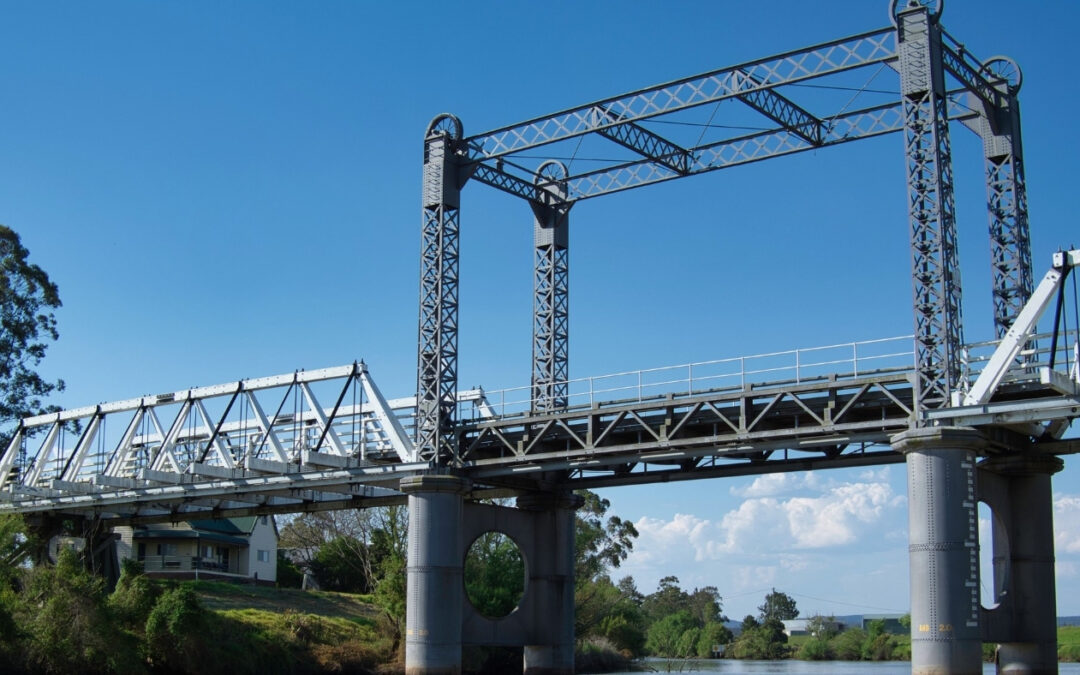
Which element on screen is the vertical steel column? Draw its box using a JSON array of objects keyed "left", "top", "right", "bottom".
[
  {"left": 897, "top": 6, "right": 964, "bottom": 412},
  {"left": 894, "top": 427, "right": 985, "bottom": 675},
  {"left": 980, "top": 454, "right": 1062, "bottom": 675},
  {"left": 401, "top": 475, "right": 471, "bottom": 675},
  {"left": 531, "top": 162, "right": 571, "bottom": 413},
  {"left": 517, "top": 492, "right": 582, "bottom": 675},
  {"left": 978, "top": 63, "right": 1033, "bottom": 338},
  {"left": 418, "top": 115, "right": 464, "bottom": 463}
]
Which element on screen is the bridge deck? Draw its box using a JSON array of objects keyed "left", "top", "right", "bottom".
[{"left": 0, "top": 334, "right": 1075, "bottom": 523}]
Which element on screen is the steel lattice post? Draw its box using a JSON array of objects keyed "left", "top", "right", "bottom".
[
  {"left": 980, "top": 86, "right": 1032, "bottom": 338},
  {"left": 531, "top": 163, "right": 571, "bottom": 412},
  {"left": 898, "top": 7, "right": 963, "bottom": 412},
  {"left": 417, "top": 116, "right": 464, "bottom": 464}
]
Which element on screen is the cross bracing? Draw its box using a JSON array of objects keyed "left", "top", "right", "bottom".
[{"left": 418, "top": 3, "right": 1039, "bottom": 466}]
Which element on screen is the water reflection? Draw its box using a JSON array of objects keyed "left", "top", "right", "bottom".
[{"left": 596, "top": 659, "right": 1080, "bottom": 674}]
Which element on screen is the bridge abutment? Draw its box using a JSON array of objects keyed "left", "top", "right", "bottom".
[
  {"left": 402, "top": 474, "right": 471, "bottom": 675},
  {"left": 894, "top": 427, "right": 984, "bottom": 675},
  {"left": 979, "top": 453, "right": 1063, "bottom": 675}
]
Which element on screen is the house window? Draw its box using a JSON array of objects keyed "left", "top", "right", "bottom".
[
  {"left": 257, "top": 550, "right": 270, "bottom": 563},
  {"left": 157, "top": 543, "right": 179, "bottom": 556}
]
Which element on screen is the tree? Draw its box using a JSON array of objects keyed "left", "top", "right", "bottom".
[
  {"left": 806, "top": 614, "right": 840, "bottom": 640},
  {"left": 757, "top": 587, "right": 798, "bottom": 623},
  {"left": 0, "top": 226, "right": 64, "bottom": 447},
  {"left": 695, "top": 621, "right": 733, "bottom": 658},
  {"left": 644, "top": 610, "right": 698, "bottom": 657},
  {"left": 464, "top": 531, "right": 525, "bottom": 618},
  {"left": 575, "top": 490, "right": 638, "bottom": 583},
  {"left": 574, "top": 490, "right": 639, "bottom": 646}
]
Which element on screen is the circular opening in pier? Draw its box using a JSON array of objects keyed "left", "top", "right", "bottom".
[
  {"left": 979, "top": 500, "right": 1009, "bottom": 610},
  {"left": 464, "top": 531, "right": 526, "bottom": 619}
]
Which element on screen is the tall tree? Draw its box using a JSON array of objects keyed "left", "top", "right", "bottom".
[
  {"left": 575, "top": 490, "right": 638, "bottom": 582},
  {"left": 757, "top": 588, "right": 799, "bottom": 622},
  {"left": 0, "top": 226, "right": 64, "bottom": 446}
]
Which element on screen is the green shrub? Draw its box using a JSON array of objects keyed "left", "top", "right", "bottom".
[
  {"left": 799, "top": 637, "right": 832, "bottom": 660},
  {"left": 145, "top": 585, "right": 209, "bottom": 671},
  {"left": 1060, "top": 643, "right": 1080, "bottom": 662},
  {"left": 108, "top": 559, "right": 160, "bottom": 627},
  {"left": 831, "top": 628, "right": 867, "bottom": 660},
  {"left": 19, "top": 549, "right": 135, "bottom": 675}
]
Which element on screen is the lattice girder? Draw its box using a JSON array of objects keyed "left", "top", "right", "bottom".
[
  {"left": 898, "top": 6, "right": 963, "bottom": 412},
  {"left": 465, "top": 28, "right": 897, "bottom": 161},
  {"left": 417, "top": 123, "right": 466, "bottom": 464}
]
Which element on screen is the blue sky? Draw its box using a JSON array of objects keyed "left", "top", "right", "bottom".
[{"left": 3, "top": 1, "right": 1078, "bottom": 620}]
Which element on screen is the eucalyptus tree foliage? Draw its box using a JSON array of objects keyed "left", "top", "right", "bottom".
[
  {"left": 0, "top": 226, "right": 63, "bottom": 445},
  {"left": 278, "top": 506, "right": 408, "bottom": 593}
]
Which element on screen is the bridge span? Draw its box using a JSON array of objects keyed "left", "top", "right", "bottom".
[{"left": 4, "top": 1, "right": 1080, "bottom": 674}]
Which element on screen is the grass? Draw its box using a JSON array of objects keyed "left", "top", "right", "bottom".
[
  {"left": 1061, "top": 625, "right": 1080, "bottom": 662},
  {"left": 169, "top": 580, "right": 397, "bottom": 674},
  {"left": 187, "top": 580, "right": 379, "bottom": 625}
]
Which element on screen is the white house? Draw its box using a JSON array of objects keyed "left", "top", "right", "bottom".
[{"left": 114, "top": 515, "right": 278, "bottom": 584}]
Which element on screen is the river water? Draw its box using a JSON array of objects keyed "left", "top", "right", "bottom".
[{"left": 598, "top": 659, "right": 1080, "bottom": 674}]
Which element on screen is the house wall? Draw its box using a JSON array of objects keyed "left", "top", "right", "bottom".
[
  {"left": 113, "top": 526, "right": 134, "bottom": 561},
  {"left": 248, "top": 515, "right": 277, "bottom": 583}
]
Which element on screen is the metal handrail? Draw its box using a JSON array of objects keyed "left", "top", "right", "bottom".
[{"left": 462, "top": 335, "right": 918, "bottom": 420}]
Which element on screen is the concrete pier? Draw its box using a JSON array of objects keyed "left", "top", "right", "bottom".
[
  {"left": 401, "top": 475, "right": 471, "bottom": 675},
  {"left": 894, "top": 427, "right": 985, "bottom": 675},
  {"left": 980, "top": 453, "right": 1063, "bottom": 675},
  {"left": 517, "top": 492, "right": 582, "bottom": 675}
]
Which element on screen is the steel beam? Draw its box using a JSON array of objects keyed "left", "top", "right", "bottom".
[
  {"left": 418, "top": 115, "right": 466, "bottom": 465},
  {"left": 567, "top": 101, "right": 905, "bottom": 201},
  {"left": 979, "top": 76, "right": 1032, "bottom": 338},
  {"left": 734, "top": 69, "right": 824, "bottom": 145},
  {"left": 898, "top": 6, "right": 963, "bottom": 412},
  {"left": 593, "top": 107, "right": 690, "bottom": 173},
  {"left": 465, "top": 28, "right": 896, "bottom": 160},
  {"left": 531, "top": 162, "right": 571, "bottom": 413}
]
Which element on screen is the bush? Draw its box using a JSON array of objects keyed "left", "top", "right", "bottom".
[
  {"left": 19, "top": 549, "right": 133, "bottom": 675},
  {"left": 695, "top": 621, "right": 733, "bottom": 658},
  {"left": 576, "top": 637, "right": 630, "bottom": 673},
  {"left": 831, "top": 628, "right": 867, "bottom": 660},
  {"left": 798, "top": 637, "right": 832, "bottom": 660},
  {"left": 108, "top": 559, "right": 160, "bottom": 627},
  {"left": 145, "top": 585, "right": 209, "bottom": 671},
  {"left": 1059, "top": 643, "right": 1080, "bottom": 662}
]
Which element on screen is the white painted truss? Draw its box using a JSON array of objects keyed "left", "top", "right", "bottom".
[{"left": 0, "top": 362, "right": 493, "bottom": 519}]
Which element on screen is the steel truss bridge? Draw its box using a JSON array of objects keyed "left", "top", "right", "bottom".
[{"left": 2, "top": 1, "right": 1079, "bottom": 525}]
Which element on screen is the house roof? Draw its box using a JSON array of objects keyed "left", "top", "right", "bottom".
[
  {"left": 186, "top": 517, "right": 258, "bottom": 535},
  {"left": 133, "top": 529, "right": 248, "bottom": 546},
  {"left": 131, "top": 516, "right": 262, "bottom": 547}
]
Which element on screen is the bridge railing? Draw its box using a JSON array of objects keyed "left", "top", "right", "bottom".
[
  {"left": 463, "top": 335, "right": 917, "bottom": 420},
  {"left": 956, "top": 328, "right": 1080, "bottom": 395}
]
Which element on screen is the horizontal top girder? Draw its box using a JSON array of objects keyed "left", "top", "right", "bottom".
[
  {"left": 464, "top": 27, "right": 898, "bottom": 161},
  {"left": 455, "top": 15, "right": 1017, "bottom": 206}
]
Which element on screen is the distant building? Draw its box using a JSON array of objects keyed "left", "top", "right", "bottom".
[
  {"left": 114, "top": 515, "right": 277, "bottom": 584},
  {"left": 782, "top": 619, "right": 810, "bottom": 637},
  {"left": 783, "top": 617, "right": 845, "bottom": 637},
  {"left": 862, "top": 614, "right": 907, "bottom": 635}
]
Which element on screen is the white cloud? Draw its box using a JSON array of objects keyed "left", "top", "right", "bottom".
[
  {"left": 1057, "top": 561, "right": 1077, "bottom": 579},
  {"left": 1055, "top": 495, "right": 1080, "bottom": 554},
  {"left": 729, "top": 471, "right": 830, "bottom": 498},
  {"left": 626, "top": 477, "right": 904, "bottom": 577}
]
